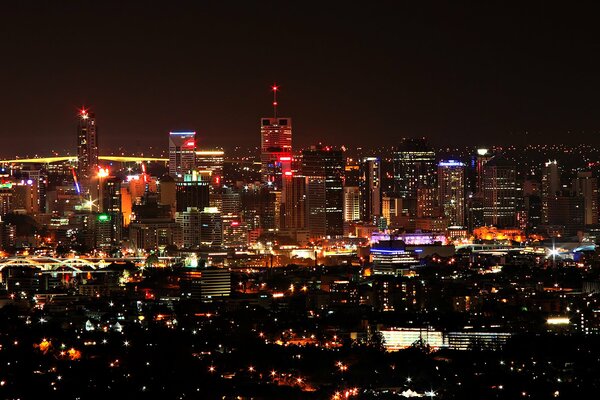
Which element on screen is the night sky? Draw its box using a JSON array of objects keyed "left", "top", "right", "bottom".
[{"left": 1, "top": 1, "right": 600, "bottom": 156}]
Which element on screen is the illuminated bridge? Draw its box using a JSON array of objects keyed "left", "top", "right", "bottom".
[
  {"left": 0, "top": 155, "right": 169, "bottom": 164},
  {"left": 0, "top": 256, "right": 180, "bottom": 274}
]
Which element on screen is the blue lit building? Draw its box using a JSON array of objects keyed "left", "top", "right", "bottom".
[{"left": 370, "top": 240, "right": 420, "bottom": 276}]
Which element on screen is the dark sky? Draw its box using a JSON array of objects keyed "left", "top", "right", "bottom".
[{"left": 1, "top": 1, "right": 600, "bottom": 156}]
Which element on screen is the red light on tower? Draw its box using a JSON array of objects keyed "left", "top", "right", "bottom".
[
  {"left": 284, "top": 171, "right": 293, "bottom": 177},
  {"left": 185, "top": 140, "right": 195, "bottom": 147}
]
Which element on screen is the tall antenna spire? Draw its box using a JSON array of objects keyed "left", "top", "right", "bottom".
[{"left": 271, "top": 83, "right": 279, "bottom": 118}]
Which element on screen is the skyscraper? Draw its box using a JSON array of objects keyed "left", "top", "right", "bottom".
[
  {"left": 483, "top": 155, "right": 517, "bottom": 228},
  {"left": 301, "top": 145, "right": 345, "bottom": 237},
  {"left": 360, "top": 157, "right": 381, "bottom": 222},
  {"left": 76, "top": 108, "right": 98, "bottom": 195},
  {"left": 260, "top": 117, "right": 292, "bottom": 189},
  {"left": 572, "top": 172, "right": 598, "bottom": 226},
  {"left": 343, "top": 186, "right": 361, "bottom": 222},
  {"left": 260, "top": 85, "right": 292, "bottom": 190},
  {"left": 280, "top": 172, "right": 307, "bottom": 230},
  {"left": 169, "top": 131, "right": 197, "bottom": 179},
  {"left": 393, "top": 138, "right": 436, "bottom": 201},
  {"left": 438, "top": 160, "right": 466, "bottom": 226},
  {"left": 541, "top": 160, "right": 560, "bottom": 224}
]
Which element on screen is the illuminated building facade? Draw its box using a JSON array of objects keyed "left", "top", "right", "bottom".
[
  {"left": 76, "top": 109, "right": 98, "bottom": 195},
  {"left": 169, "top": 131, "right": 196, "bottom": 179},
  {"left": 541, "top": 160, "right": 560, "bottom": 224},
  {"left": 393, "top": 138, "right": 436, "bottom": 202},
  {"left": 280, "top": 173, "right": 307, "bottom": 230},
  {"left": 260, "top": 117, "right": 292, "bottom": 189},
  {"left": 301, "top": 145, "right": 344, "bottom": 237},
  {"left": 483, "top": 155, "right": 517, "bottom": 228},
  {"left": 195, "top": 149, "right": 224, "bottom": 188},
  {"left": 572, "top": 171, "right": 598, "bottom": 226},
  {"left": 199, "top": 207, "right": 223, "bottom": 247},
  {"left": 438, "top": 160, "right": 465, "bottom": 226},
  {"left": 175, "top": 176, "right": 210, "bottom": 212},
  {"left": 370, "top": 240, "right": 420, "bottom": 276},
  {"left": 343, "top": 186, "right": 361, "bottom": 222},
  {"left": 359, "top": 157, "right": 381, "bottom": 222},
  {"left": 175, "top": 207, "right": 202, "bottom": 248}
]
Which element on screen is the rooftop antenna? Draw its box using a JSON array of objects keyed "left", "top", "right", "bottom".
[{"left": 271, "top": 83, "right": 279, "bottom": 119}]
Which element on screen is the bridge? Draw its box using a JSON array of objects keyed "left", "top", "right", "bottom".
[
  {"left": 0, "top": 155, "right": 169, "bottom": 164},
  {"left": 0, "top": 256, "right": 180, "bottom": 275}
]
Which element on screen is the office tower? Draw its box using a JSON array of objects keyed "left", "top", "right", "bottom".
[
  {"left": 10, "top": 180, "right": 39, "bottom": 214},
  {"left": 222, "top": 216, "right": 248, "bottom": 248},
  {"left": 541, "top": 160, "right": 560, "bottom": 224},
  {"left": 101, "top": 176, "right": 121, "bottom": 214},
  {"left": 547, "top": 194, "right": 585, "bottom": 236},
  {"left": 169, "top": 131, "right": 196, "bottom": 179},
  {"left": 438, "top": 160, "right": 466, "bottom": 226},
  {"left": 483, "top": 155, "right": 517, "bottom": 228},
  {"left": 158, "top": 175, "right": 177, "bottom": 218},
  {"left": 94, "top": 213, "right": 121, "bottom": 249},
  {"left": 260, "top": 117, "right": 292, "bottom": 189},
  {"left": 301, "top": 145, "right": 345, "bottom": 237},
  {"left": 573, "top": 172, "right": 598, "bottom": 225},
  {"left": 76, "top": 108, "right": 98, "bottom": 195},
  {"left": 175, "top": 176, "right": 210, "bottom": 212},
  {"left": 417, "top": 187, "right": 438, "bottom": 218},
  {"left": 344, "top": 159, "right": 361, "bottom": 186},
  {"left": 466, "top": 196, "right": 485, "bottom": 232},
  {"left": 240, "top": 185, "right": 278, "bottom": 231},
  {"left": 382, "top": 196, "right": 402, "bottom": 227},
  {"left": 19, "top": 166, "right": 47, "bottom": 213},
  {"left": 260, "top": 87, "right": 292, "bottom": 189},
  {"left": 175, "top": 207, "right": 202, "bottom": 248},
  {"left": 343, "top": 186, "right": 361, "bottom": 222},
  {"left": 210, "top": 188, "right": 241, "bottom": 216},
  {"left": 306, "top": 176, "right": 326, "bottom": 237},
  {"left": 393, "top": 137, "right": 436, "bottom": 200},
  {"left": 196, "top": 149, "right": 224, "bottom": 188},
  {"left": 199, "top": 207, "right": 223, "bottom": 247},
  {"left": 359, "top": 157, "right": 381, "bottom": 222},
  {"left": 522, "top": 177, "right": 542, "bottom": 232},
  {"left": 0, "top": 183, "right": 11, "bottom": 216},
  {"left": 475, "top": 148, "right": 492, "bottom": 196},
  {"left": 280, "top": 173, "right": 307, "bottom": 230}
]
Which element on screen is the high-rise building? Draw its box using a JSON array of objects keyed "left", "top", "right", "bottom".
[
  {"left": 416, "top": 187, "right": 438, "bottom": 218},
  {"left": 175, "top": 175, "right": 210, "bottom": 212},
  {"left": 573, "top": 172, "right": 598, "bottom": 226},
  {"left": 382, "top": 196, "right": 402, "bottom": 227},
  {"left": 343, "top": 186, "right": 361, "bottom": 222},
  {"left": 359, "top": 157, "right": 381, "bottom": 222},
  {"left": 475, "top": 148, "right": 492, "bottom": 196},
  {"left": 199, "top": 207, "right": 223, "bottom": 247},
  {"left": 541, "top": 160, "right": 560, "bottom": 224},
  {"left": 547, "top": 193, "right": 585, "bottom": 236},
  {"left": 483, "top": 155, "right": 517, "bottom": 228},
  {"left": 169, "top": 131, "right": 196, "bottom": 179},
  {"left": 301, "top": 145, "right": 345, "bottom": 237},
  {"left": 438, "top": 160, "right": 465, "bottom": 226},
  {"left": 393, "top": 138, "right": 436, "bottom": 200},
  {"left": 175, "top": 207, "right": 202, "bottom": 249},
  {"left": 260, "top": 117, "right": 292, "bottom": 189},
  {"left": 76, "top": 108, "right": 98, "bottom": 195},
  {"left": 280, "top": 173, "right": 307, "bottom": 230},
  {"left": 196, "top": 149, "right": 224, "bottom": 188},
  {"left": 306, "top": 176, "right": 326, "bottom": 238}
]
